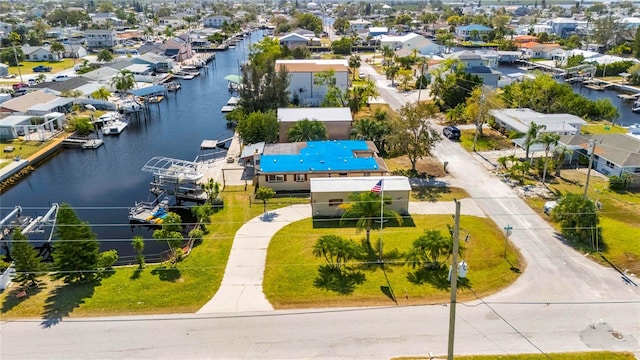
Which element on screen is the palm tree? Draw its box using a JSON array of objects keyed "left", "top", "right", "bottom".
[
  {"left": 286, "top": 119, "right": 328, "bottom": 142},
  {"left": 339, "top": 191, "right": 403, "bottom": 249},
  {"left": 552, "top": 145, "right": 572, "bottom": 178},
  {"left": 348, "top": 54, "right": 361, "bottom": 81},
  {"left": 386, "top": 64, "right": 399, "bottom": 86},
  {"left": 97, "top": 49, "right": 114, "bottom": 63},
  {"left": 524, "top": 122, "right": 546, "bottom": 161},
  {"left": 111, "top": 69, "right": 136, "bottom": 97},
  {"left": 91, "top": 86, "right": 111, "bottom": 101},
  {"left": 538, "top": 132, "right": 560, "bottom": 184},
  {"left": 131, "top": 236, "right": 145, "bottom": 269},
  {"left": 50, "top": 41, "right": 65, "bottom": 60},
  {"left": 381, "top": 45, "right": 394, "bottom": 68}
]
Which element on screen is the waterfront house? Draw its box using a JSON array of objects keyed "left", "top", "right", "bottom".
[
  {"left": 163, "top": 37, "right": 193, "bottom": 62},
  {"left": 0, "top": 115, "right": 33, "bottom": 140},
  {"left": 255, "top": 140, "right": 388, "bottom": 193},
  {"left": 276, "top": 59, "right": 349, "bottom": 107},
  {"left": 135, "top": 52, "right": 174, "bottom": 73},
  {"left": 277, "top": 107, "right": 352, "bottom": 143},
  {"left": 62, "top": 44, "right": 87, "bottom": 59},
  {"left": 310, "top": 176, "right": 411, "bottom": 218},
  {"left": 490, "top": 108, "right": 587, "bottom": 153},
  {"left": 0, "top": 90, "right": 59, "bottom": 114},
  {"left": 522, "top": 44, "right": 565, "bottom": 61},
  {"left": 455, "top": 24, "right": 493, "bottom": 41},
  {"left": 278, "top": 33, "right": 310, "bottom": 48},
  {"left": 558, "top": 134, "right": 640, "bottom": 180},
  {"left": 447, "top": 50, "right": 501, "bottom": 87}
]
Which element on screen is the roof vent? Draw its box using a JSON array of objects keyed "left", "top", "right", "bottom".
[
  {"left": 300, "top": 159, "right": 303, "bottom": 163},
  {"left": 320, "top": 160, "right": 324, "bottom": 163},
  {"left": 273, "top": 159, "right": 277, "bottom": 162}
]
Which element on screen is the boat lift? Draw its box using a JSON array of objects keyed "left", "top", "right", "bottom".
[
  {"left": 141, "top": 156, "right": 207, "bottom": 203},
  {"left": 0, "top": 203, "right": 59, "bottom": 260}
]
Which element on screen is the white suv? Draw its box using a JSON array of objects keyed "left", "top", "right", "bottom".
[{"left": 52, "top": 75, "right": 70, "bottom": 82}]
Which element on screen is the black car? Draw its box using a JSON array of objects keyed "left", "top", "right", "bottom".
[
  {"left": 443, "top": 126, "right": 461, "bottom": 140},
  {"left": 32, "top": 65, "right": 52, "bottom": 72}
]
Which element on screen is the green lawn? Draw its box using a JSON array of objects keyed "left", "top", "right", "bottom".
[
  {"left": 0, "top": 186, "right": 309, "bottom": 319},
  {"left": 523, "top": 170, "right": 640, "bottom": 275},
  {"left": 1, "top": 140, "right": 53, "bottom": 168},
  {"left": 395, "top": 351, "right": 636, "bottom": 360},
  {"left": 460, "top": 128, "right": 513, "bottom": 152},
  {"left": 264, "top": 215, "right": 522, "bottom": 308},
  {"left": 8, "top": 59, "right": 75, "bottom": 76},
  {"left": 581, "top": 124, "right": 628, "bottom": 135},
  {"left": 410, "top": 186, "right": 469, "bottom": 202}
]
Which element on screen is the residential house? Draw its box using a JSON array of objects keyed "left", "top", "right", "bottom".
[
  {"left": 203, "top": 15, "right": 231, "bottom": 28},
  {"left": 368, "top": 27, "right": 388, "bottom": 37},
  {"left": 522, "top": 44, "right": 565, "bottom": 61},
  {"left": 277, "top": 107, "right": 352, "bottom": 143},
  {"left": 0, "top": 21, "right": 13, "bottom": 39},
  {"left": 310, "top": 176, "right": 411, "bottom": 218},
  {"left": 160, "top": 16, "right": 184, "bottom": 28},
  {"left": 0, "top": 90, "right": 66, "bottom": 114},
  {"left": 559, "top": 134, "right": 640, "bottom": 179},
  {"left": 21, "top": 45, "right": 59, "bottom": 61},
  {"left": 542, "top": 18, "right": 586, "bottom": 38},
  {"left": 0, "top": 63, "right": 8, "bottom": 77},
  {"left": 391, "top": 33, "right": 444, "bottom": 57},
  {"left": 489, "top": 108, "right": 587, "bottom": 153},
  {"left": 85, "top": 29, "right": 118, "bottom": 50},
  {"left": 349, "top": 19, "right": 371, "bottom": 33},
  {"left": 135, "top": 52, "right": 174, "bottom": 73},
  {"left": 278, "top": 33, "right": 310, "bottom": 48},
  {"left": 30, "top": 77, "right": 90, "bottom": 95},
  {"left": 255, "top": 140, "right": 388, "bottom": 192},
  {"left": 455, "top": 24, "right": 493, "bottom": 41},
  {"left": 0, "top": 112, "right": 66, "bottom": 141},
  {"left": 91, "top": 13, "right": 125, "bottom": 27},
  {"left": 0, "top": 115, "right": 33, "bottom": 140},
  {"left": 163, "top": 37, "right": 193, "bottom": 62},
  {"left": 62, "top": 44, "right": 87, "bottom": 59},
  {"left": 275, "top": 59, "right": 349, "bottom": 107},
  {"left": 448, "top": 50, "right": 501, "bottom": 87}
]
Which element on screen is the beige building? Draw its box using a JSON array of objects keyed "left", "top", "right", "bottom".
[
  {"left": 310, "top": 176, "right": 411, "bottom": 218},
  {"left": 277, "top": 107, "right": 352, "bottom": 143}
]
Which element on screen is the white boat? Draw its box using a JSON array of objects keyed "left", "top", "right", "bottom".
[
  {"left": 93, "top": 111, "right": 121, "bottom": 124},
  {"left": 628, "top": 123, "right": 640, "bottom": 135},
  {"left": 102, "top": 119, "right": 128, "bottom": 135},
  {"left": 119, "top": 99, "right": 143, "bottom": 112},
  {"left": 632, "top": 100, "right": 640, "bottom": 113}
]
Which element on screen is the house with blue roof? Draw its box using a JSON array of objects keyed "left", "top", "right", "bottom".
[
  {"left": 455, "top": 24, "right": 493, "bottom": 41},
  {"left": 255, "top": 140, "right": 388, "bottom": 192}
]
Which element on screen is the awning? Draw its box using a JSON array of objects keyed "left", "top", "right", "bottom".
[{"left": 128, "top": 85, "right": 166, "bottom": 97}]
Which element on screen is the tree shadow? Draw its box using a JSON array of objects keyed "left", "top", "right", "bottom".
[
  {"left": 406, "top": 266, "right": 472, "bottom": 291},
  {"left": 2, "top": 284, "right": 44, "bottom": 314},
  {"left": 313, "top": 265, "right": 365, "bottom": 295},
  {"left": 41, "top": 280, "right": 98, "bottom": 328},
  {"left": 412, "top": 185, "right": 453, "bottom": 202},
  {"left": 150, "top": 266, "right": 181, "bottom": 282},
  {"left": 260, "top": 212, "right": 280, "bottom": 222},
  {"left": 130, "top": 268, "right": 143, "bottom": 280}
]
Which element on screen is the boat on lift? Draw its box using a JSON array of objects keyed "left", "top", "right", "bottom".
[{"left": 102, "top": 119, "right": 128, "bottom": 135}]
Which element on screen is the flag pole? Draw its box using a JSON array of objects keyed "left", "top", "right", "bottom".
[{"left": 378, "top": 179, "right": 384, "bottom": 262}]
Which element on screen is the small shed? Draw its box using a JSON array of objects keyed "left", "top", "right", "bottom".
[{"left": 310, "top": 176, "right": 411, "bottom": 218}]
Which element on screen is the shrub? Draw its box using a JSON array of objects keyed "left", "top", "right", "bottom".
[
  {"left": 98, "top": 249, "right": 118, "bottom": 270},
  {"left": 609, "top": 174, "right": 630, "bottom": 191}
]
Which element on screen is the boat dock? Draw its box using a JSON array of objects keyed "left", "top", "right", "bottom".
[
  {"left": 63, "top": 137, "right": 104, "bottom": 149},
  {"left": 221, "top": 96, "right": 239, "bottom": 112},
  {"left": 129, "top": 196, "right": 170, "bottom": 224}
]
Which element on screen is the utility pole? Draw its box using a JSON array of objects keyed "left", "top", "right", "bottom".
[
  {"left": 447, "top": 200, "right": 461, "bottom": 360},
  {"left": 584, "top": 139, "right": 596, "bottom": 198}
]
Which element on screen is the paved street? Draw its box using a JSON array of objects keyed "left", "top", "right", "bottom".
[{"left": 1, "top": 61, "right": 639, "bottom": 360}]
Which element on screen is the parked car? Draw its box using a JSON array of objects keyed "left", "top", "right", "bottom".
[
  {"left": 443, "top": 126, "right": 461, "bottom": 140},
  {"left": 13, "top": 88, "right": 28, "bottom": 97},
  {"left": 52, "top": 74, "right": 70, "bottom": 82},
  {"left": 32, "top": 65, "right": 52, "bottom": 72},
  {"left": 28, "top": 78, "right": 42, "bottom": 86},
  {"left": 543, "top": 201, "right": 558, "bottom": 216},
  {"left": 12, "top": 82, "right": 28, "bottom": 90}
]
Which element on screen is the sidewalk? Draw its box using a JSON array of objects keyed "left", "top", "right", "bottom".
[{"left": 196, "top": 199, "right": 485, "bottom": 314}]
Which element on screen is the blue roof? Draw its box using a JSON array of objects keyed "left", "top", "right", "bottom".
[
  {"left": 458, "top": 24, "right": 493, "bottom": 32},
  {"left": 260, "top": 140, "right": 380, "bottom": 173}
]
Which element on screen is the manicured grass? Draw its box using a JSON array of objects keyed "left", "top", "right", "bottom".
[
  {"left": 263, "top": 215, "right": 522, "bottom": 308},
  {"left": 0, "top": 186, "right": 308, "bottom": 319},
  {"left": 1, "top": 139, "right": 54, "bottom": 168},
  {"left": 460, "top": 128, "right": 513, "bottom": 152},
  {"left": 7, "top": 59, "right": 75, "bottom": 76},
  {"left": 394, "top": 351, "right": 636, "bottom": 360},
  {"left": 581, "top": 124, "right": 627, "bottom": 135},
  {"left": 522, "top": 170, "right": 640, "bottom": 275},
  {"left": 410, "top": 186, "right": 469, "bottom": 202}
]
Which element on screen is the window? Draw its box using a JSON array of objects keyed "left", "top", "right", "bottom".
[
  {"left": 266, "top": 174, "right": 285, "bottom": 182},
  {"left": 605, "top": 161, "right": 615, "bottom": 169},
  {"left": 295, "top": 174, "right": 306, "bottom": 182},
  {"left": 634, "top": 168, "right": 640, "bottom": 174},
  {"left": 328, "top": 199, "right": 343, "bottom": 207},
  {"left": 363, "top": 172, "right": 370, "bottom": 177},
  {"left": 338, "top": 173, "right": 348, "bottom": 177}
]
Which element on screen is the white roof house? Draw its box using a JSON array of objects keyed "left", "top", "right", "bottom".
[
  {"left": 490, "top": 108, "right": 588, "bottom": 139},
  {"left": 278, "top": 107, "right": 352, "bottom": 123},
  {"left": 310, "top": 176, "right": 411, "bottom": 217}
]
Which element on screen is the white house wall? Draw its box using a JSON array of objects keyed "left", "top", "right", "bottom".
[{"left": 311, "top": 190, "right": 409, "bottom": 217}]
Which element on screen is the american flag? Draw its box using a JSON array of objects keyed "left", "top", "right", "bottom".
[{"left": 370, "top": 180, "right": 382, "bottom": 193}]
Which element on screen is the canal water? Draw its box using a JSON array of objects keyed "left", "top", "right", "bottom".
[{"left": 1, "top": 32, "right": 262, "bottom": 260}]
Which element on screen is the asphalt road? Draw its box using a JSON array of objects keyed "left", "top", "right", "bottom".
[{"left": 1, "top": 62, "right": 639, "bottom": 360}]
